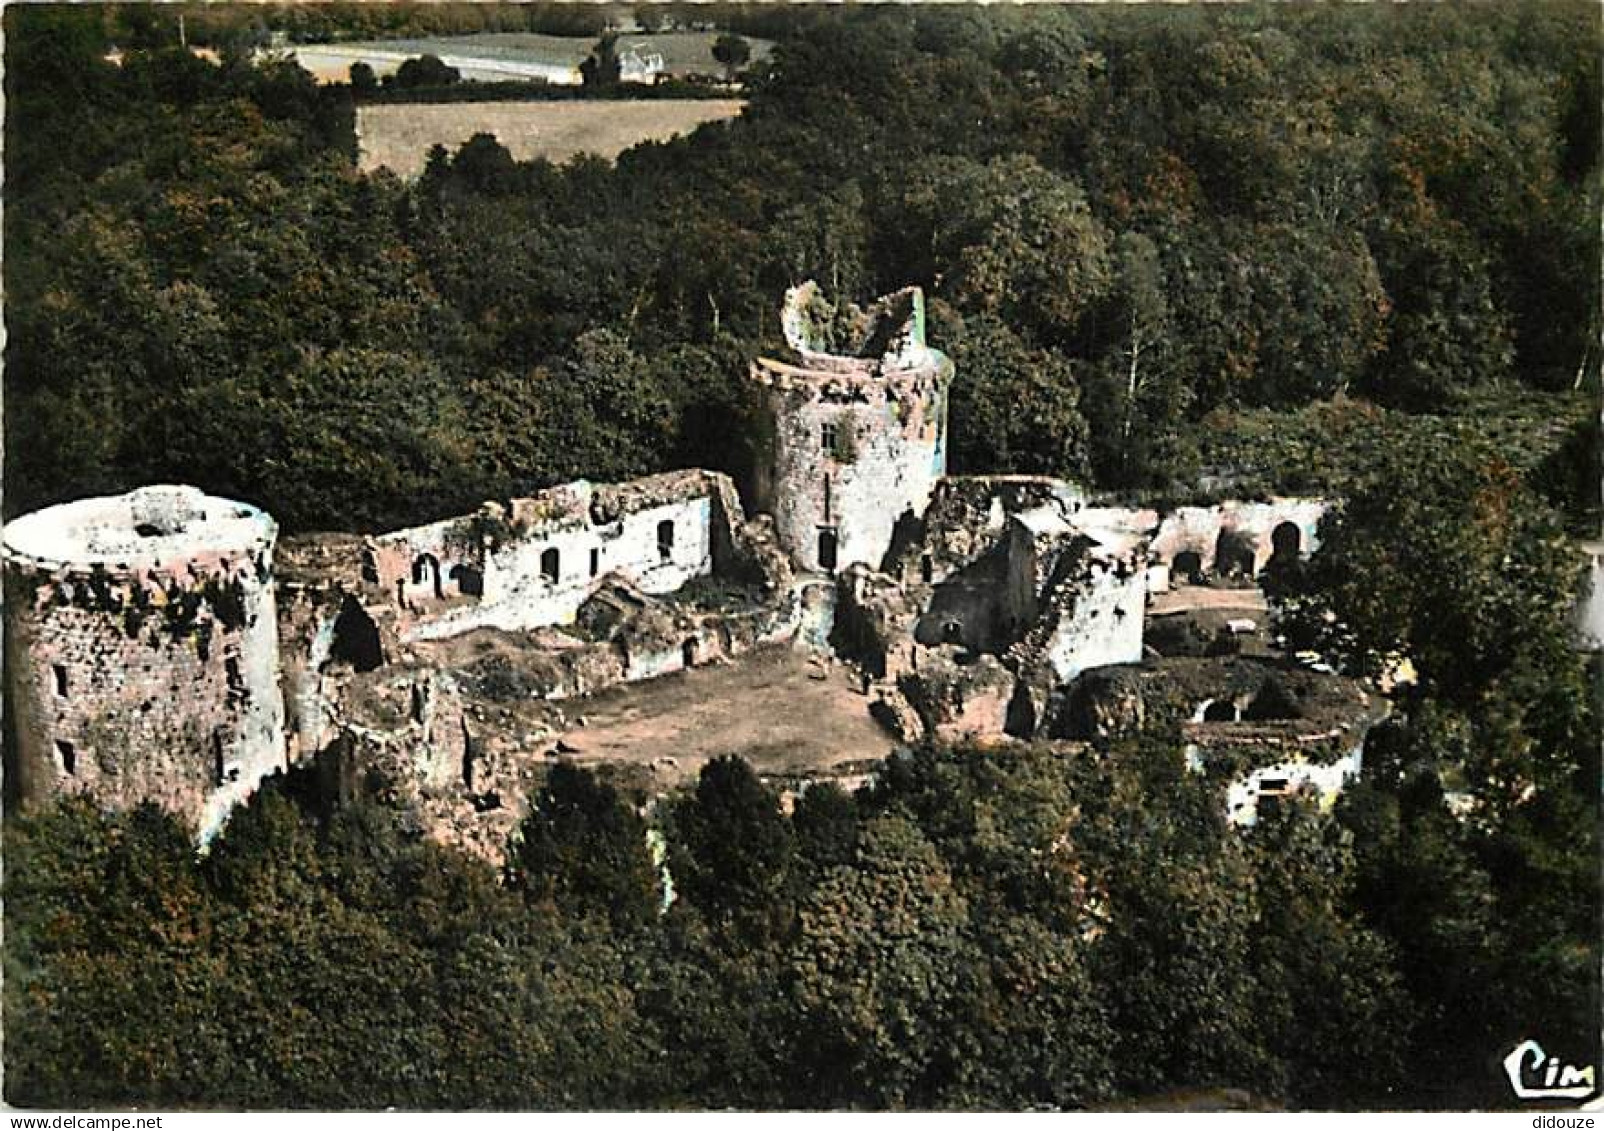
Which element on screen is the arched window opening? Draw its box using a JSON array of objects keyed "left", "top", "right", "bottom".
[
  {"left": 657, "top": 520, "right": 675, "bottom": 562},
  {"left": 1172, "top": 550, "right": 1203, "bottom": 585},
  {"left": 412, "top": 553, "right": 443, "bottom": 598},
  {"left": 541, "top": 548, "right": 561, "bottom": 584}
]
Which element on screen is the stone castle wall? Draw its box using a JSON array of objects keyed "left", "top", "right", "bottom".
[
  {"left": 2, "top": 487, "right": 285, "bottom": 840},
  {"left": 1142, "top": 498, "right": 1328, "bottom": 585},
  {"left": 361, "top": 470, "right": 740, "bottom": 643},
  {"left": 1, "top": 285, "right": 1367, "bottom": 846}
]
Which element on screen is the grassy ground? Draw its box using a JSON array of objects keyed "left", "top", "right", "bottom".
[{"left": 356, "top": 99, "right": 746, "bottom": 176}]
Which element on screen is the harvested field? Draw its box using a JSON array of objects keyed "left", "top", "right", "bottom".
[{"left": 356, "top": 99, "right": 746, "bottom": 176}]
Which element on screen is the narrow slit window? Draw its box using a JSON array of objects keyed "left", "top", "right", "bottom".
[
  {"left": 55, "top": 740, "right": 76, "bottom": 776},
  {"left": 589, "top": 548, "right": 600, "bottom": 577},
  {"left": 821, "top": 422, "right": 839, "bottom": 455},
  {"left": 52, "top": 664, "right": 69, "bottom": 698}
]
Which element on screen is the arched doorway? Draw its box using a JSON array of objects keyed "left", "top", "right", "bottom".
[
  {"left": 328, "top": 596, "right": 384, "bottom": 673},
  {"left": 1172, "top": 550, "right": 1204, "bottom": 585},
  {"left": 817, "top": 528, "right": 838, "bottom": 572},
  {"left": 412, "top": 553, "right": 443, "bottom": 598},
  {"left": 1202, "top": 699, "right": 1239, "bottom": 723},
  {"left": 1271, "top": 521, "right": 1302, "bottom": 559},
  {"left": 449, "top": 564, "right": 484, "bottom": 597},
  {"left": 1213, "top": 530, "right": 1256, "bottom": 578}
]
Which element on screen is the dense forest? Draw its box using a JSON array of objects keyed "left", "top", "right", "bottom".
[
  {"left": 5, "top": 1, "right": 1599, "bottom": 532},
  {"left": 3, "top": 0, "right": 1600, "bottom": 1112}
]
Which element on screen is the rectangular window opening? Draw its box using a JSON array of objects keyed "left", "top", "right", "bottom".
[
  {"left": 589, "top": 548, "right": 600, "bottom": 578},
  {"left": 55, "top": 740, "right": 76, "bottom": 776},
  {"left": 52, "top": 664, "right": 69, "bottom": 698}
]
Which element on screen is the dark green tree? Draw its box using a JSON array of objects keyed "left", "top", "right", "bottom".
[
  {"left": 348, "top": 60, "right": 377, "bottom": 96},
  {"left": 580, "top": 32, "right": 622, "bottom": 89},
  {"left": 391, "top": 53, "right": 460, "bottom": 89},
  {"left": 507, "top": 762, "right": 660, "bottom": 928},
  {"left": 668, "top": 755, "right": 797, "bottom": 943},
  {"left": 712, "top": 32, "right": 751, "bottom": 81}
]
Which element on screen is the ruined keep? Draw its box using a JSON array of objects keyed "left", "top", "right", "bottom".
[
  {"left": 3, "top": 485, "right": 285, "bottom": 840},
  {"left": 752, "top": 282, "right": 954, "bottom": 575}
]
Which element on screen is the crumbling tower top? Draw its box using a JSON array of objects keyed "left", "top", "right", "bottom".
[{"left": 778, "top": 280, "right": 938, "bottom": 375}]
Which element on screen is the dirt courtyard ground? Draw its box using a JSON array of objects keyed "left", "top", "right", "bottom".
[
  {"left": 1149, "top": 582, "right": 1269, "bottom": 617},
  {"left": 551, "top": 644, "right": 896, "bottom": 786},
  {"left": 356, "top": 99, "right": 746, "bottom": 176}
]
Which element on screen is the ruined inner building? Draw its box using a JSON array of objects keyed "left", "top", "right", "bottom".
[{"left": 3, "top": 283, "right": 1369, "bottom": 857}]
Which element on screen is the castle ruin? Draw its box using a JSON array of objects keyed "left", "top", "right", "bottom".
[{"left": 3, "top": 284, "right": 1360, "bottom": 852}]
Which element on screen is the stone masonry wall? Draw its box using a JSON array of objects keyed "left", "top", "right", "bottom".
[
  {"left": 362, "top": 471, "right": 733, "bottom": 642},
  {"left": 1144, "top": 498, "right": 1327, "bottom": 585},
  {"left": 755, "top": 359, "right": 952, "bottom": 575},
  {"left": 3, "top": 491, "right": 285, "bottom": 840}
]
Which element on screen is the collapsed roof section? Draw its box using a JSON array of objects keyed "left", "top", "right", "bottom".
[{"left": 779, "top": 280, "right": 936, "bottom": 374}]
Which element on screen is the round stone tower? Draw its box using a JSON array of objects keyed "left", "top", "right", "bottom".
[
  {"left": 3, "top": 485, "right": 285, "bottom": 841},
  {"left": 751, "top": 281, "right": 955, "bottom": 574}
]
